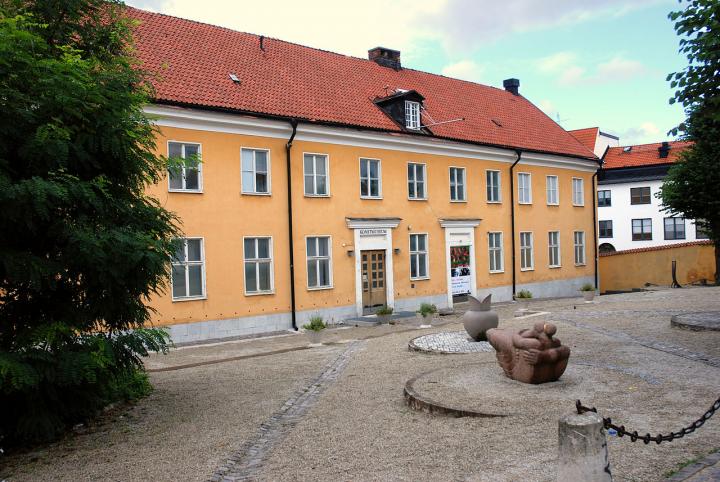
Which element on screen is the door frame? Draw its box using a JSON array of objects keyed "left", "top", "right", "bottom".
[
  {"left": 347, "top": 218, "right": 400, "bottom": 317},
  {"left": 440, "top": 219, "right": 481, "bottom": 310},
  {"left": 360, "top": 249, "right": 388, "bottom": 312}
]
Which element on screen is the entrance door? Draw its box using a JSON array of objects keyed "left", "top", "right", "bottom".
[{"left": 361, "top": 250, "right": 387, "bottom": 309}]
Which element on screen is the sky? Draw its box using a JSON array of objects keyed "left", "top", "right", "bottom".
[{"left": 126, "top": 0, "right": 688, "bottom": 146}]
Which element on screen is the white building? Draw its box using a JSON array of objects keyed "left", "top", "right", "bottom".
[{"left": 581, "top": 138, "right": 707, "bottom": 252}]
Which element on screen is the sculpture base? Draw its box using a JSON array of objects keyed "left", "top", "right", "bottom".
[{"left": 404, "top": 362, "right": 657, "bottom": 417}]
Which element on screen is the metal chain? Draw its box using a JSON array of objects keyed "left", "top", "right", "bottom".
[{"left": 575, "top": 397, "right": 720, "bottom": 444}]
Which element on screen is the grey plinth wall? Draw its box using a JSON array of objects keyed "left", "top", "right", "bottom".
[{"left": 558, "top": 411, "right": 613, "bottom": 481}]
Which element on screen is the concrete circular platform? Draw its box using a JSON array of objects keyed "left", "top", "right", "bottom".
[
  {"left": 408, "top": 331, "right": 494, "bottom": 354},
  {"left": 671, "top": 312, "right": 720, "bottom": 331},
  {"left": 404, "top": 362, "right": 657, "bottom": 418}
]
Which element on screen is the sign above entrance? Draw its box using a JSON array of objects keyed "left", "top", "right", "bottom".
[{"left": 359, "top": 228, "right": 388, "bottom": 237}]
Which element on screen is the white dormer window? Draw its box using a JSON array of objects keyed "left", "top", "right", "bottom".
[{"left": 405, "top": 100, "right": 420, "bottom": 130}]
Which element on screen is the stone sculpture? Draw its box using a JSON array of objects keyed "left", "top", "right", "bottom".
[
  {"left": 486, "top": 322, "right": 570, "bottom": 384},
  {"left": 463, "top": 294, "right": 499, "bottom": 341}
]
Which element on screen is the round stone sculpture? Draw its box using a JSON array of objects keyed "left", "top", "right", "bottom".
[{"left": 463, "top": 294, "right": 499, "bottom": 341}]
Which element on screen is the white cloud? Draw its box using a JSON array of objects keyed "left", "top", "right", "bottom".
[
  {"left": 537, "top": 51, "right": 648, "bottom": 86},
  {"left": 619, "top": 122, "right": 665, "bottom": 144},
  {"left": 127, "top": 0, "right": 442, "bottom": 59},
  {"left": 441, "top": 60, "right": 485, "bottom": 82},
  {"left": 420, "top": 0, "right": 664, "bottom": 51}
]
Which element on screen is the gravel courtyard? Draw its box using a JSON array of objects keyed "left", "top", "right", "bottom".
[{"left": 1, "top": 287, "right": 719, "bottom": 481}]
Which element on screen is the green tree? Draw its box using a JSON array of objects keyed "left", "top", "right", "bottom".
[
  {"left": 660, "top": 0, "right": 720, "bottom": 283},
  {"left": 0, "top": 0, "right": 178, "bottom": 445}
]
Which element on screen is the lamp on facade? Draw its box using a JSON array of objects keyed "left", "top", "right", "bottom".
[
  {"left": 394, "top": 248, "right": 401, "bottom": 255},
  {"left": 346, "top": 249, "right": 354, "bottom": 257}
]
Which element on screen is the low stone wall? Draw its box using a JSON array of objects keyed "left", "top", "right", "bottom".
[{"left": 599, "top": 241, "right": 715, "bottom": 293}]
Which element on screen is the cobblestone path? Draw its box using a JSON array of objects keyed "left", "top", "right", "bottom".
[{"left": 209, "top": 341, "right": 363, "bottom": 482}]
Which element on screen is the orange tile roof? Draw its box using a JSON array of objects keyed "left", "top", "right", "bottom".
[
  {"left": 127, "top": 8, "right": 596, "bottom": 160},
  {"left": 602, "top": 141, "right": 693, "bottom": 169},
  {"left": 599, "top": 240, "right": 711, "bottom": 257},
  {"left": 568, "top": 127, "right": 599, "bottom": 152}
]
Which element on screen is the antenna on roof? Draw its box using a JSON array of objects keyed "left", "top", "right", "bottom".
[
  {"left": 259, "top": 35, "right": 265, "bottom": 51},
  {"left": 555, "top": 112, "right": 570, "bottom": 125},
  {"left": 421, "top": 118, "right": 465, "bottom": 128}
]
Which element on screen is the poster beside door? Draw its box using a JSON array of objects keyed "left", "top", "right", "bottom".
[{"left": 450, "top": 245, "right": 471, "bottom": 296}]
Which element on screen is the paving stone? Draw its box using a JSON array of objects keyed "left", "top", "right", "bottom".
[{"left": 408, "top": 331, "right": 494, "bottom": 354}]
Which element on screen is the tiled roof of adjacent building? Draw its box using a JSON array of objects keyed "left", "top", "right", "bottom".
[
  {"left": 127, "top": 8, "right": 596, "bottom": 160},
  {"left": 567, "top": 127, "right": 599, "bottom": 152},
  {"left": 602, "top": 140, "right": 693, "bottom": 169}
]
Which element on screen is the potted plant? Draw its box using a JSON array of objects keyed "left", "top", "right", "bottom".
[
  {"left": 302, "top": 316, "right": 326, "bottom": 344},
  {"left": 376, "top": 305, "right": 394, "bottom": 324},
  {"left": 515, "top": 289, "right": 532, "bottom": 310},
  {"left": 417, "top": 303, "right": 437, "bottom": 326},
  {"left": 580, "top": 283, "right": 596, "bottom": 302}
]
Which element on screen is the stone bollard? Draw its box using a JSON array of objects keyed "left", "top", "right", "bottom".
[{"left": 558, "top": 411, "right": 613, "bottom": 481}]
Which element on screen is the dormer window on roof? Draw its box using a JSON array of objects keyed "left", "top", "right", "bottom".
[{"left": 405, "top": 101, "right": 420, "bottom": 130}]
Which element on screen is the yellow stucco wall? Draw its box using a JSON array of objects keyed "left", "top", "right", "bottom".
[
  {"left": 146, "top": 125, "right": 596, "bottom": 326},
  {"left": 599, "top": 243, "right": 715, "bottom": 293}
]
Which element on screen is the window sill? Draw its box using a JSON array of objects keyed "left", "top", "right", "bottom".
[
  {"left": 549, "top": 265, "right": 562, "bottom": 269},
  {"left": 518, "top": 201, "right": 532, "bottom": 205},
  {"left": 489, "top": 270, "right": 505, "bottom": 274},
  {"left": 245, "top": 290, "right": 275, "bottom": 296},
  {"left": 547, "top": 203, "right": 559, "bottom": 206},
  {"left": 487, "top": 200, "right": 502, "bottom": 204},
  {"left": 169, "top": 189, "right": 203, "bottom": 194},
  {"left": 450, "top": 199, "right": 468, "bottom": 203},
  {"left": 242, "top": 192, "right": 272, "bottom": 196},
  {"left": 307, "top": 285, "right": 334, "bottom": 291},
  {"left": 520, "top": 267, "right": 534, "bottom": 272},
  {"left": 573, "top": 204, "right": 585, "bottom": 207},
  {"left": 172, "top": 295, "right": 207, "bottom": 302},
  {"left": 408, "top": 197, "right": 428, "bottom": 201},
  {"left": 574, "top": 263, "right": 587, "bottom": 267},
  {"left": 304, "top": 194, "right": 331, "bottom": 198},
  {"left": 360, "top": 196, "right": 383, "bottom": 200},
  {"left": 410, "top": 276, "right": 430, "bottom": 281}
]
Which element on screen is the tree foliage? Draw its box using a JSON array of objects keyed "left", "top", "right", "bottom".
[
  {"left": 660, "top": 0, "right": 720, "bottom": 282},
  {"left": 0, "top": 0, "right": 178, "bottom": 446}
]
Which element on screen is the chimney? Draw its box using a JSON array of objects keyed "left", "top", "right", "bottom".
[
  {"left": 368, "top": 47, "right": 401, "bottom": 70},
  {"left": 503, "top": 78, "right": 520, "bottom": 96},
  {"left": 658, "top": 141, "right": 670, "bottom": 159}
]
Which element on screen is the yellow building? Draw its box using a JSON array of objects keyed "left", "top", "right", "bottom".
[{"left": 131, "top": 8, "right": 599, "bottom": 343}]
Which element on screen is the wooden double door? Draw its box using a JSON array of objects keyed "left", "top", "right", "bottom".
[{"left": 361, "top": 250, "right": 387, "bottom": 309}]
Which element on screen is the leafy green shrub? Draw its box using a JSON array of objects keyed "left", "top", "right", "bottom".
[
  {"left": 0, "top": 2, "right": 178, "bottom": 448},
  {"left": 516, "top": 290, "right": 533, "bottom": 299},
  {"left": 580, "top": 283, "right": 595, "bottom": 292},
  {"left": 376, "top": 305, "right": 394, "bottom": 316},
  {"left": 0, "top": 328, "right": 171, "bottom": 446},
  {"left": 302, "top": 316, "right": 326, "bottom": 332},
  {"left": 418, "top": 303, "right": 437, "bottom": 317}
]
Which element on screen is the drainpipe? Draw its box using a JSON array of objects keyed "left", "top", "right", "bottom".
[
  {"left": 592, "top": 169, "right": 599, "bottom": 291},
  {"left": 509, "top": 150, "right": 522, "bottom": 299},
  {"left": 286, "top": 120, "right": 299, "bottom": 330}
]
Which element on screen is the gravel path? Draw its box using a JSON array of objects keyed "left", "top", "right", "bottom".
[{"left": 1, "top": 287, "right": 719, "bottom": 481}]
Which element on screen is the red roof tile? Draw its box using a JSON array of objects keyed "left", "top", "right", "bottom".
[
  {"left": 126, "top": 8, "right": 596, "bottom": 160},
  {"left": 599, "top": 240, "right": 711, "bottom": 257},
  {"left": 568, "top": 127, "right": 599, "bottom": 152},
  {"left": 602, "top": 141, "right": 693, "bottom": 169}
]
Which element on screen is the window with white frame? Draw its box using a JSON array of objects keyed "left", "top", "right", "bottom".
[
  {"left": 360, "top": 158, "right": 381, "bottom": 198},
  {"left": 168, "top": 142, "right": 201, "bottom": 192},
  {"left": 303, "top": 154, "right": 329, "bottom": 196},
  {"left": 407, "top": 163, "right": 426, "bottom": 200},
  {"left": 548, "top": 231, "right": 561, "bottom": 267},
  {"left": 306, "top": 236, "right": 331, "bottom": 289},
  {"left": 241, "top": 148, "right": 270, "bottom": 194},
  {"left": 449, "top": 167, "right": 466, "bottom": 201},
  {"left": 486, "top": 170, "right": 501, "bottom": 202},
  {"left": 171, "top": 238, "right": 205, "bottom": 300},
  {"left": 488, "top": 232, "right": 504, "bottom": 273},
  {"left": 409, "top": 233, "right": 428, "bottom": 279},
  {"left": 574, "top": 231, "right": 586, "bottom": 265},
  {"left": 664, "top": 217, "right": 686, "bottom": 240},
  {"left": 405, "top": 100, "right": 421, "bottom": 130},
  {"left": 520, "top": 232, "right": 534, "bottom": 270},
  {"left": 572, "top": 178, "right": 584, "bottom": 206},
  {"left": 518, "top": 173, "right": 532, "bottom": 204},
  {"left": 546, "top": 175, "right": 559, "bottom": 205},
  {"left": 244, "top": 237, "right": 273, "bottom": 294}
]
